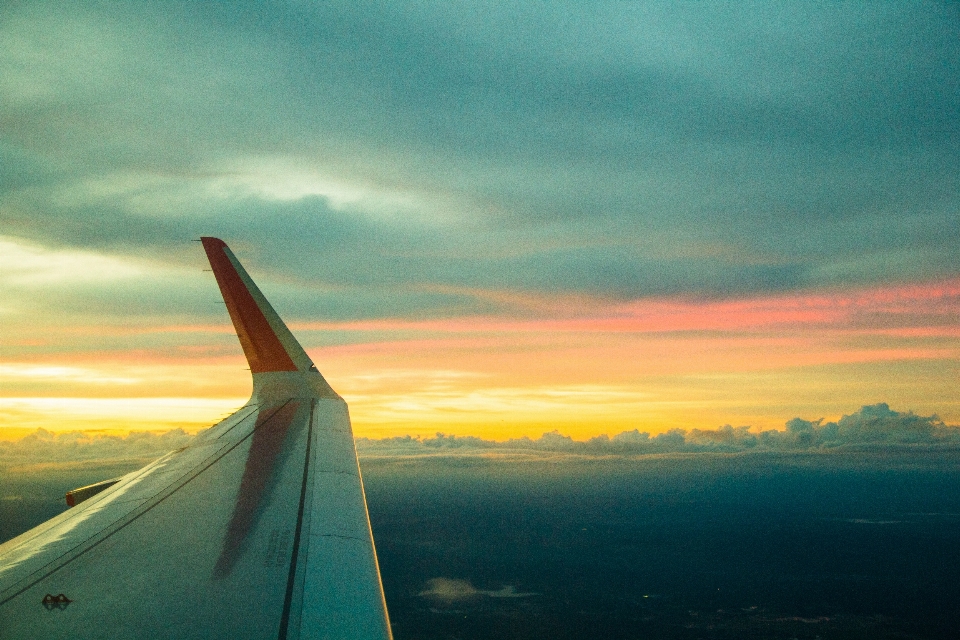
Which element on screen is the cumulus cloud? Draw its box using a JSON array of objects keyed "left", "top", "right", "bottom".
[
  {"left": 357, "top": 404, "right": 960, "bottom": 456},
  {"left": 773, "top": 403, "right": 955, "bottom": 447},
  {"left": 1, "top": 404, "right": 957, "bottom": 470},
  {"left": 0, "top": 428, "right": 194, "bottom": 471}
]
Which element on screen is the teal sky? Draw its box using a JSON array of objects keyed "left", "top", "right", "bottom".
[{"left": 3, "top": 1, "right": 958, "bottom": 319}]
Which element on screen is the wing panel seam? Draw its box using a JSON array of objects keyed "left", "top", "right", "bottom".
[{"left": 277, "top": 398, "right": 315, "bottom": 640}]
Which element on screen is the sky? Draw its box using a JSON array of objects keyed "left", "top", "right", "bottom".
[{"left": 1, "top": 1, "right": 958, "bottom": 439}]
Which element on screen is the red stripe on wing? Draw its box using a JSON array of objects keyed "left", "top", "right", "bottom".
[{"left": 201, "top": 237, "right": 298, "bottom": 373}]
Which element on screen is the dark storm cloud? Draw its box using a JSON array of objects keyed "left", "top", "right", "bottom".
[{"left": 2, "top": 1, "right": 959, "bottom": 310}]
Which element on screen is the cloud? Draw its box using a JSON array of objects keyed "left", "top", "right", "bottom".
[
  {"left": 418, "top": 578, "right": 479, "bottom": 602},
  {"left": 0, "top": 398, "right": 245, "bottom": 434},
  {"left": 1, "top": 0, "right": 958, "bottom": 312},
  {"left": 417, "top": 578, "right": 536, "bottom": 603},
  {"left": 356, "top": 404, "right": 960, "bottom": 456},
  {"left": 0, "top": 428, "right": 194, "bottom": 472},
  {"left": 777, "top": 403, "right": 955, "bottom": 447},
  {"left": 0, "top": 236, "right": 145, "bottom": 287},
  {"left": 0, "top": 364, "right": 138, "bottom": 385},
  {"left": 2, "top": 404, "right": 957, "bottom": 469}
]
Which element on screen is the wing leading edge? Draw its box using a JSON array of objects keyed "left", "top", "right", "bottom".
[{"left": 0, "top": 238, "right": 392, "bottom": 640}]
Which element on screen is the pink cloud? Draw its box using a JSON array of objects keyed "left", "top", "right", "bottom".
[{"left": 289, "top": 277, "right": 960, "bottom": 336}]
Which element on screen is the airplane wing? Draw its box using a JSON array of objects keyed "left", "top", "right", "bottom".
[{"left": 0, "top": 237, "right": 392, "bottom": 639}]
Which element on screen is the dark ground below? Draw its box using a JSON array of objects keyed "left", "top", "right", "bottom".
[{"left": 3, "top": 450, "right": 959, "bottom": 639}]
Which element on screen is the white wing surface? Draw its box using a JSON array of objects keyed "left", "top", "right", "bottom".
[{"left": 0, "top": 238, "right": 392, "bottom": 639}]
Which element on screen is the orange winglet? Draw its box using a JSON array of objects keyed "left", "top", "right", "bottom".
[{"left": 201, "top": 237, "right": 298, "bottom": 373}]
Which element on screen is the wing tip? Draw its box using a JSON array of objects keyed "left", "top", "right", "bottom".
[
  {"left": 200, "top": 236, "right": 227, "bottom": 251},
  {"left": 201, "top": 237, "right": 304, "bottom": 375}
]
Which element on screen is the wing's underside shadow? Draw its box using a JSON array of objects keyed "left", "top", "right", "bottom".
[{"left": 214, "top": 400, "right": 305, "bottom": 580}]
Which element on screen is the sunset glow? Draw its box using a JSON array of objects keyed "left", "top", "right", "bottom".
[
  {"left": 3, "top": 269, "right": 957, "bottom": 439},
  {"left": 1, "top": 2, "right": 957, "bottom": 440}
]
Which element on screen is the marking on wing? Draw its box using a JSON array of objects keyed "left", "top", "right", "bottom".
[
  {"left": 40, "top": 593, "right": 71, "bottom": 610},
  {"left": 264, "top": 529, "right": 292, "bottom": 568},
  {"left": 213, "top": 401, "right": 302, "bottom": 579},
  {"left": 316, "top": 534, "right": 368, "bottom": 542}
]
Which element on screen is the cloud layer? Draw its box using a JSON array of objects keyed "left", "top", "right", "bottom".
[
  {"left": 0, "top": 428, "right": 194, "bottom": 471},
  {"left": 2, "top": 405, "right": 957, "bottom": 475},
  {"left": 356, "top": 404, "right": 960, "bottom": 456}
]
